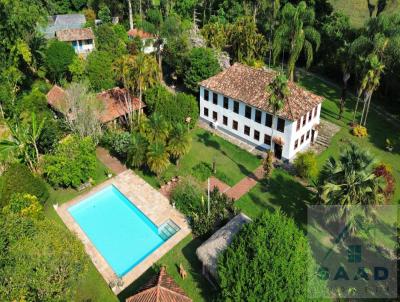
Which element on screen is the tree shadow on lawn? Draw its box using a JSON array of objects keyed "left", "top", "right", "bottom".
[{"left": 196, "top": 131, "right": 221, "bottom": 151}]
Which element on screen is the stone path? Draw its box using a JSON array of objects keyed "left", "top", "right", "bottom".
[
  {"left": 96, "top": 147, "right": 127, "bottom": 175},
  {"left": 209, "top": 176, "right": 231, "bottom": 193}
]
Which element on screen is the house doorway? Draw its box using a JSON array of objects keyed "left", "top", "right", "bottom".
[
  {"left": 274, "top": 143, "right": 282, "bottom": 160},
  {"left": 311, "top": 129, "right": 316, "bottom": 144}
]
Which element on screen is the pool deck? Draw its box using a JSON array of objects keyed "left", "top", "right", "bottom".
[{"left": 55, "top": 170, "right": 191, "bottom": 295}]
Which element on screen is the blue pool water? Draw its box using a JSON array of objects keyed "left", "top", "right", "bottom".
[{"left": 68, "top": 185, "right": 165, "bottom": 277}]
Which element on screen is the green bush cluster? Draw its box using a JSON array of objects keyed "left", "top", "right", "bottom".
[
  {"left": 293, "top": 150, "right": 318, "bottom": 180},
  {"left": 191, "top": 161, "right": 230, "bottom": 183},
  {"left": 0, "top": 163, "right": 49, "bottom": 207}
]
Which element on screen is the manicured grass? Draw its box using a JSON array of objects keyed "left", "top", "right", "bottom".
[
  {"left": 137, "top": 128, "right": 261, "bottom": 188},
  {"left": 118, "top": 235, "right": 216, "bottom": 302}
]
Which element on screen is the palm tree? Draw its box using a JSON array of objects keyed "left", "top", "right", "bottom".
[
  {"left": 144, "top": 113, "right": 170, "bottom": 143},
  {"left": 273, "top": 1, "right": 320, "bottom": 81},
  {"left": 167, "top": 123, "right": 192, "bottom": 165},
  {"left": 127, "top": 132, "right": 148, "bottom": 168},
  {"left": 266, "top": 72, "right": 289, "bottom": 152},
  {"left": 133, "top": 53, "right": 160, "bottom": 104},
  {"left": 357, "top": 54, "right": 385, "bottom": 126},
  {"left": 146, "top": 142, "right": 170, "bottom": 177}
]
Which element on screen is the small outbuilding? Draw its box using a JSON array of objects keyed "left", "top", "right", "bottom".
[
  {"left": 196, "top": 213, "right": 251, "bottom": 283},
  {"left": 125, "top": 266, "right": 192, "bottom": 302},
  {"left": 127, "top": 28, "right": 158, "bottom": 54},
  {"left": 56, "top": 28, "right": 95, "bottom": 55}
]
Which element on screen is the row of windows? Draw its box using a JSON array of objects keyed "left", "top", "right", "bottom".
[
  {"left": 296, "top": 106, "right": 318, "bottom": 131},
  {"left": 294, "top": 129, "right": 312, "bottom": 150},
  {"left": 203, "top": 90, "right": 285, "bottom": 133},
  {"left": 204, "top": 108, "right": 272, "bottom": 145}
]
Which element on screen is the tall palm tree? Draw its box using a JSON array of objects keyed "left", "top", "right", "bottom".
[
  {"left": 146, "top": 142, "right": 170, "bottom": 177},
  {"left": 273, "top": 1, "right": 320, "bottom": 81},
  {"left": 144, "top": 113, "right": 170, "bottom": 143},
  {"left": 167, "top": 123, "right": 192, "bottom": 165},
  {"left": 358, "top": 54, "right": 385, "bottom": 126},
  {"left": 266, "top": 72, "right": 289, "bottom": 152},
  {"left": 133, "top": 53, "right": 160, "bottom": 105},
  {"left": 127, "top": 132, "right": 148, "bottom": 168}
]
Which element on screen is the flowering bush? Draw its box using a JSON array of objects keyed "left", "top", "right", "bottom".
[
  {"left": 374, "top": 164, "right": 396, "bottom": 202},
  {"left": 352, "top": 125, "right": 368, "bottom": 137}
]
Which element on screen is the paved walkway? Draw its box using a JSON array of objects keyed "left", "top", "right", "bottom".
[
  {"left": 96, "top": 147, "right": 127, "bottom": 175},
  {"left": 209, "top": 176, "right": 231, "bottom": 193},
  {"left": 225, "top": 166, "right": 264, "bottom": 200}
]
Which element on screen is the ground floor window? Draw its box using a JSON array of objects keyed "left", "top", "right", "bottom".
[
  {"left": 204, "top": 107, "right": 209, "bottom": 117},
  {"left": 264, "top": 134, "right": 271, "bottom": 145},
  {"left": 244, "top": 125, "right": 250, "bottom": 136},
  {"left": 223, "top": 115, "right": 228, "bottom": 126},
  {"left": 254, "top": 130, "right": 260, "bottom": 141},
  {"left": 306, "top": 130, "right": 310, "bottom": 140},
  {"left": 213, "top": 111, "right": 218, "bottom": 121},
  {"left": 232, "top": 120, "right": 238, "bottom": 130},
  {"left": 301, "top": 135, "right": 304, "bottom": 144},
  {"left": 294, "top": 139, "right": 298, "bottom": 150}
]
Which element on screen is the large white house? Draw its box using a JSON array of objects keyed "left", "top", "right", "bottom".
[{"left": 199, "top": 63, "right": 324, "bottom": 161}]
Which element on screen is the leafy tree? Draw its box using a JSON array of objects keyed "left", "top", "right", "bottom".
[
  {"left": 293, "top": 150, "right": 318, "bottom": 179},
  {"left": 86, "top": 50, "right": 116, "bottom": 91},
  {"left": 68, "top": 56, "right": 87, "bottom": 82},
  {"left": 72, "top": 0, "right": 86, "bottom": 10},
  {"left": 0, "top": 214, "right": 88, "bottom": 301},
  {"left": 127, "top": 132, "right": 148, "bottom": 168},
  {"left": 201, "top": 22, "right": 229, "bottom": 50},
  {"left": 184, "top": 47, "right": 220, "bottom": 92},
  {"left": 43, "top": 135, "right": 97, "bottom": 188},
  {"left": 95, "top": 24, "right": 127, "bottom": 58},
  {"left": 98, "top": 3, "right": 112, "bottom": 23},
  {"left": 218, "top": 210, "right": 327, "bottom": 301},
  {"left": 167, "top": 123, "right": 191, "bottom": 165},
  {"left": 273, "top": 1, "right": 321, "bottom": 80},
  {"left": 2, "top": 193, "right": 43, "bottom": 219},
  {"left": 44, "top": 40, "right": 76, "bottom": 82},
  {"left": 101, "top": 131, "right": 131, "bottom": 160},
  {"left": 0, "top": 163, "right": 49, "bottom": 207},
  {"left": 146, "top": 141, "right": 170, "bottom": 177},
  {"left": 144, "top": 113, "right": 170, "bottom": 143},
  {"left": 317, "top": 143, "right": 385, "bottom": 206}
]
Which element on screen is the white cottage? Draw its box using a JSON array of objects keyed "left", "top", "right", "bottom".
[
  {"left": 199, "top": 63, "right": 324, "bottom": 161},
  {"left": 56, "top": 28, "right": 95, "bottom": 55}
]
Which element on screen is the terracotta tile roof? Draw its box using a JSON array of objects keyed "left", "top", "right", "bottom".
[
  {"left": 56, "top": 27, "right": 94, "bottom": 41},
  {"left": 126, "top": 267, "right": 192, "bottom": 302},
  {"left": 127, "top": 28, "right": 155, "bottom": 39},
  {"left": 46, "top": 85, "right": 144, "bottom": 123},
  {"left": 200, "top": 63, "right": 324, "bottom": 121}
]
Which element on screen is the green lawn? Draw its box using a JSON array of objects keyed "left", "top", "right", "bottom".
[{"left": 136, "top": 128, "right": 261, "bottom": 188}]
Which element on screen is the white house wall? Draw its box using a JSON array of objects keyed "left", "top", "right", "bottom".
[{"left": 199, "top": 86, "right": 321, "bottom": 161}]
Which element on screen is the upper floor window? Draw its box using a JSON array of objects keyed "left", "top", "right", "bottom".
[
  {"left": 204, "top": 89, "right": 209, "bottom": 101},
  {"left": 213, "top": 93, "right": 218, "bottom": 105},
  {"left": 265, "top": 113, "right": 273, "bottom": 128},
  {"left": 314, "top": 106, "right": 318, "bottom": 117},
  {"left": 308, "top": 111, "right": 312, "bottom": 122},
  {"left": 294, "top": 139, "right": 299, "bottom": 150},
  {"left": 245, "top": 106, "right": 252, "bottom": 119},
  {"left": 223, "top": 97, "right": 229, "bottom": 109},
  {"left": 233, "top": 101, "right": 239, "bottom": 113},
  {"left": 277, "top": 118, "right": 285, "bottom": 133},
  {"left": 244, "top": 125, "right": 250, "bottom": 136},
  {"left": 302, "top": 115, "right": 306, "bottom": 126},
  {"left": 296, "top": 119, "right": 300, "bottom": 131},
  {"left": 255, "top": 110, "right": 262, "bottom": 123}
]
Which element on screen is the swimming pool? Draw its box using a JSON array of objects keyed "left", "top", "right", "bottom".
[{"left": 68, "top": 185, "right": 175, "bottom": 277}]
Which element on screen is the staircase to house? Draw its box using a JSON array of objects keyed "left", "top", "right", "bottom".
[
  {"left": 310, "top": 119, "right": 341, "bottom": 154},
  {"left": 158, "top": 219, "right": 180, "bottom": 241}
]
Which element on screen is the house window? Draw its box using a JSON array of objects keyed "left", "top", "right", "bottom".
[
  {"left": 213, "top": 93, "right": 218, "bottom": 105},
  {"left": 204, "top": 90, "right": 209, "bottom": 101},
  {"left": 314, "top": 106, "right": 318, "bottom": 117},
  {"left": 223, "top": 115, "right": 228, "bottom": 126},
  {"left": 264, "top": 134, "right": 271, "bottom": 145},
  {"left": 308, "top": 111, "right": 312, "bottom": 122},
  {"left": 244, "top": 125, "right": 250, "bottom": 136},
  {"left": 301, "top": 135, "right": 304, "bottom": 144},
  {"left": 233, "top": 101, "right": 239, "bottom": 113},
  {"left": 277, "top": 118, "right": 285, "bottom": 132},
  {"left": 232, "top": 120, "right": 238, "bottom": 130},
  {"left": 255, "top": 110, "right": 262, "bottom": 123},
  {"left": 245, "top": 106, "right": 252, "bottom": 119},
  {"left": 254, "top": 130, "right": 260, "bottom": 141},
  {"left": 265, "top": 113, "right": 273, "bottom": 128},
  {"left": 294, "top": 139, "right": 299, "bottom": 150},
  {"left": 302, "top": 115, "right": 306, "bottom": 126},
  {"left": 213, "top": 111, "right": 218, "bottom": 121},
  {"left": 306, "top": 130, "right": 310, "bottom": 140},
  {"left": 223, "top": 97, "right": 229, "bottom": 109},
  {"left": 296, "top": 119, "right": 300, "bottom": 131},
  {"left": 204, "top": 107, "right": 209, "bottom": 117}
]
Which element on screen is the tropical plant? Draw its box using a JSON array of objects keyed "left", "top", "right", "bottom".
[
  {"left": 262, "top": 150, "right": 274, "bottom": 179},
  {"left": 167, "top": 123, "right": 191, "bottom": 165},
  {"left": 2, "top": 193, "right": 43, "bottom": 219},
  {"left": 373, "top": 163, "right": 395, "bottom": 202},
  {"left": 218, "top": 210, "right": 327, "bottom": 300},
  {"left": 317, "top": 143, "right": 385, "bottom": 206},
  {"left": 266, "top": 72, "right": 289, "bottom": 152},
  {"left": 127, "top": 132, "right": 148, "bottom": 168},
  {"left": 273, "top": 1, "right": 321, "bottom": 80},
  {"left": 144, "top": 113, "right": 170, "bottom": 143},
  {"left": 146, "top": 141, "right": 170, "bottom": 177}
]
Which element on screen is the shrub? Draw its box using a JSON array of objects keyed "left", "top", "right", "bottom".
[
  {"left": 374, "top": 164, "right": 396, "bottom": 202},
  {"left": 101, "top": 131, "right": 130, "bottom": 160},
  {"left": 262, "top": 151, "right": 274, "bottom": 179},
  {"left": 0, "top": 163, "right": 49, "bottom": 207},
  {"left": 184, "top": 47, "right": 220, "bottom": 92},
  {"left": 2, "top": 193, "right": 43, "bottom": 218},
  {"left": 43, "top": 135, "right": 97, "bottom": 188},
  {"left": 38, "top": 119, "right": 62, "bottom": 154},
  {"left": 86, "top": 50, "right": 116, "bottom": 91},
  {"left": 191, "top": 162, "right": 212, "bottom": 181},
  {"left": 293, "top": 150, "right": 318, "bottom": 179},
  {"left": 95, "top": 24, "right": 127, "bottom": 58},
  {"left": 171, "top": 177, "right": 204, "bottom": 214},
  {"left": 44, "top": 40, "right": 76, "bottom": 81},
  {"left": 218, "top": 210, "right": 327, "bottom": 301},
  {"left": 352, "top": 124, "right": 368, "bottom": 137}
]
